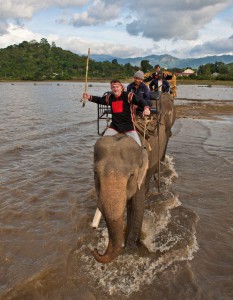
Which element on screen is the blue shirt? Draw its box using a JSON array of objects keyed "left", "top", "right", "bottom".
[
  {"left": 127, "top": 82, "right": 151, "bottom": 106},
  {"left": 149, "top": 78, "right": 170, "bottom": 93}
]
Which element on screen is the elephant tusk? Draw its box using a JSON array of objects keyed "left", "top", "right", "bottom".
[
  {"left": 92, "top": 208, "right": 102, "bottom": 228},
  {"left": 137, "top": 159, "right": 149, "bottom": 190},
  {"left": 137, "top": 148, "right": 149, "bottom": 190}
]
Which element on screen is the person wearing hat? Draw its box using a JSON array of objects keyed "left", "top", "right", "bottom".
[
  {"left": 83, "top": 79, "right": 150, "bottom": 146},
  {"left": 127, "top": 70, "right": 151, "bottom": 107}
]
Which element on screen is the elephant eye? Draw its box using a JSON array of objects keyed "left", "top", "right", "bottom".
[{"left": 129, "top": 173, "right": 134, "bottom": 179}]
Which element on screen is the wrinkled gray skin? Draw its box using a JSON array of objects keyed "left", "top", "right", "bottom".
[{"left": 92, "top": 94, "right": 175, "bottom": 263}]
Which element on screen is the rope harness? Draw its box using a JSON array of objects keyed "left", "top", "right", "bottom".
[{"left": 135, "top": 113, "right": 162, "bottom": 141}]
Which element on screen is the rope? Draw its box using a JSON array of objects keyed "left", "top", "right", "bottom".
[
  {"left": 157, "top": 114, "right": 161, "bottom": 192},
  {"left": 142, "top": 117, "right": 151, "bottom": 146}
]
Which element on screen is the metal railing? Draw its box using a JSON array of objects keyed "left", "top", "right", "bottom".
[{"left": 97, "top": 104, "right": 111, "bottom": 135}]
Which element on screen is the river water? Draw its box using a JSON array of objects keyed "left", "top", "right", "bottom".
[{"left": 0, "top": 82, "right": 233, "bottom": 300}]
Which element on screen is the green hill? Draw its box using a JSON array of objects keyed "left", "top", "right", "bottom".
[{"left": 0, "top": 38, "right": 138, "bottom": 81}]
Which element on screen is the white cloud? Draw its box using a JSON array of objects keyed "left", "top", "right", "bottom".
[
  {"left": 70, "top": 1, "right": 120, "bottom": 26},
  {"left": 0, "top": 0, "right": 232, "bottom": 58},
  {"left": 0, "top": 1, "right": 89, "bottom": 21},
  {"left": 188, "top": 36, "right": 233, "bottom": 56},
  {"left": 0, "top": 24, "right": 149, "bottom": 58},
  {"left": 51, "top": 34, "right": 152, "bottom": 58},
  {"left": 0, "top": 24, "right": 42, "bottom": 47},
  {"left": 125, "top": 0, "right": 232, "bottom": 41}
]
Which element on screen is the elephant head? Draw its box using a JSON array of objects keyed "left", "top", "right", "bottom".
[{"left": 92, "top": 134, "right": 148, "bottom": 263}]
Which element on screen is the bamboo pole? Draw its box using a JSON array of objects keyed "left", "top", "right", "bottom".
[
  {"left": 156, "top": 98, "right": 161, "bottom": 192},
  {"left": 82, "top": 48, "right": 90, "bottom": 107},
  {"left": 80, "top": 48, "right": 102, "bottom": 228},
  {"left": 157, "top": 119, "right": 161, "bottom": 192}
]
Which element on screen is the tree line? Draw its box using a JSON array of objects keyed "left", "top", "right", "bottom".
[
  {"left": 0, "top": 38, "right": 232, "bottom": 81},
  {"left": 196, "top": 61, "right": 233, "bottom": 80}
]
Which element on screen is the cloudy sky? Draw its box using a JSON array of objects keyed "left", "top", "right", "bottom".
[{"left": 0, "top": 0, "right": 233, "bottom": 59}]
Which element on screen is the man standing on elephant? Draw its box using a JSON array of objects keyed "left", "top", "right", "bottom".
[
  {"left": 83, "top": 80, "right": 150, "bottom": 146},
  {"left": 149, "top": 70, "right": 170, "bottom": 93},
  {"left": 144, "top": 64, "right": 161, "bottom": 82}
]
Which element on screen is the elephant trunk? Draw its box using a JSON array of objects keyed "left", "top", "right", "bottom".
[{"left": 92, "top": 214, "right": 124, "bottom": 263}]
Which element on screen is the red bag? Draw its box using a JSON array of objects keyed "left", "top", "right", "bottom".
[{"left": 112, "top": 100, "right": 123, "bottom": 113}]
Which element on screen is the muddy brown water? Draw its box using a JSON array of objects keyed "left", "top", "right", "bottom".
[{"left": 0, "top": 82, "right": 233, "bottom": 299}]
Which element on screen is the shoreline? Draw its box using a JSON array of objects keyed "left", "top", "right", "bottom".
[
  {"left": 175, "top": 100, "right": 233, "bottom": 119},
  {"left": 1, "top": 79, "right": 233, "bottom": 87}
]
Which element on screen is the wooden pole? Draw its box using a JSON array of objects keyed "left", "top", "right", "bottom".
[
  {"left": 82, "top": 48, "right": 90, "bottom": 107},
  {"left": 156, "top": 98, "right": 161, "bottom": 192},
  {"left": 157, "top": 118, "right": 160, "bottom": 192},
  {"left": 81, "top": 48, "right": 102, "bottom": 228}
]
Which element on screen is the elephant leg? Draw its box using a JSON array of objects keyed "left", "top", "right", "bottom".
[
  {"left": 161, "top": 126, "right": 171, "bottom": 161},
  {"left": 125, "top": 188, "right": 145, "bottom": 249},
  {"left": 161, "top": 139, "right": 168, "bottom": 161}
]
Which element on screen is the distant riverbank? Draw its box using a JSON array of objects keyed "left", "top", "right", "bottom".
[
  {"left": 1, "top": 78, "right": 233, "bottom": 87},
  {"left": 176, "top": 79, "right": 233, "bottom": 87},
  {"left": 175, "top": 100, "right": 233, "bottom": 120}
]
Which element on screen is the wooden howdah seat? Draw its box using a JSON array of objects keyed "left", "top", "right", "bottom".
[{"left": 97, "top": 98, "right": 160, "bottom": 136}]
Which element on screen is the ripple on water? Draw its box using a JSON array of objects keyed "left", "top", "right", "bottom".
[
  {"left": 68, "top": 156, "right": 199, "bottom": 297},
  {"left": 72, "top": 201, "right": 199, "bottom": 297}
]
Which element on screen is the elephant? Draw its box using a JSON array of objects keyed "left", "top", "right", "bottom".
[{"left": 92, "top": 93, "right": 175, "bottom": 263}]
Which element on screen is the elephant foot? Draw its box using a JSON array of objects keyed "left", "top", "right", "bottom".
[
  {"left": 125, "top": 238, "right": 141, "bottom": 250},
  {"left": 125, "top": 241, "right": 150, "bottom": 258}
]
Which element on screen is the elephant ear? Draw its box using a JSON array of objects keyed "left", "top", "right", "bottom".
[{"left": 137, "top": 148, "right": 149, "bottom": 190}]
